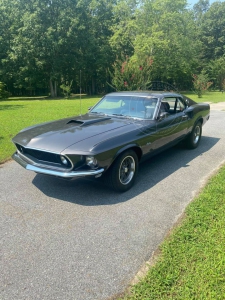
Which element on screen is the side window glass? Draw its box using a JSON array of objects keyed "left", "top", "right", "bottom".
[
  {"left": 161, "top": 97, "right": 186, "bottom": 114},
  {"left": 176, "top": 98, "right": 186, "bottom": 112},
  {"left": 161, "top": 97, "right": 176, "bottom": 113}
]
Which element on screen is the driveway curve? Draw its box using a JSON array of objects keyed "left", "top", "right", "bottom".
[{"left": 1, "top": 108, "right": 225, "bottom": 300}]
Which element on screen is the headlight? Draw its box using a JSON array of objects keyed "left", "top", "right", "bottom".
[
  {"left": 86, "top": 156, "right": 98, "bottom": 168},
  {"left": 60, "top": 155, "right": 68, "bottom": 165}
]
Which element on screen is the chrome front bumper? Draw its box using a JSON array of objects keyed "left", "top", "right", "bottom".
[{"left": 12, "top": 152, "right": 104, "bottom": 179}]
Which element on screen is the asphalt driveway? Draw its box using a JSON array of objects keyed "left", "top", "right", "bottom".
[{"left": 1, "top": 108, "right": 225, "bottom": 300}]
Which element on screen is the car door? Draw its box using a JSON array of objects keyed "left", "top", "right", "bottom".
[{"left": 153, "top": 97, "right": 189, "bottom": 150}]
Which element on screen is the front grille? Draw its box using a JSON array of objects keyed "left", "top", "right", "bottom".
[
  {"left": 15, "top": 144, "right": 72, "bottom": 169},
  {"left": 24, "top": 148, "right": 59, "bottom": 164}
]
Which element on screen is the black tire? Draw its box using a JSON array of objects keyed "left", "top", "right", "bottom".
[
  {"left": 186, "top": 121, "right": 202, "bottom": 149},
  {"left": 104, "top": 150, "right": 139, "bottom": 192}
]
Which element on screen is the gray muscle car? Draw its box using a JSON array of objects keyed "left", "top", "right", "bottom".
[{"left": 12, "top": 91, "right": 210, "bottom": 192}]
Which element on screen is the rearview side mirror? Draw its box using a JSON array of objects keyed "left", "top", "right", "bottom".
[{"left": 158, "top": 112, "right": 169, "bottom": 121}]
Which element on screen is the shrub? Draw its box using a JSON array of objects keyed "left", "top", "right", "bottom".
[
  {"left": 60, "top": 80, "right": 73, "bottom": 98},
  {"left": 0, "top": 82, "right": 10, "bottom": 99},
  {"left": 192, "top": 72, "right": 213, "bottom": 98},
  {"left": 221, "top": 78, "right": 225, "bottom": 92},
  {"left": 110, "top": 55, "right": 153, "bottom": 91}
]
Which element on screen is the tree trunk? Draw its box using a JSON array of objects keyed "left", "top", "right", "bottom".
[
  {"left": 50, "top": 79, "right": 54, "bottom": 97},
  {"left": 54, "top": 81, "right": 57, "bottom": 97},
  {"left": 50, "top": 79, "right": 57, "bottom": 97},
  {"left": 92, "top": 77, "right": 95, "bottom": 95}
]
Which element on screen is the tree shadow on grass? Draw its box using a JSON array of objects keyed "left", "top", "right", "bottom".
[
  {"left": 32, "top": 135, "right": 220, "bottom": 206},
  {"left": 0, "top": 104, "right": 24, "bottom": 111}
]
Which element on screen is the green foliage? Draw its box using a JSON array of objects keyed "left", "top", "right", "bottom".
[
  {"left": 207, "top": 56, "right": 225, "bottom": 90},
  {"left": 0, "top": 82, "right": 10, "bottom": 99},
  {"left": 60, "top": 81, "right": 73, "bottom": 98},
  {"left": 0, "top": 0, "right": 116, "bottom": 96},
  {"left": 198, "top": 1, "right": 225, "bottom": 60},
  {"left": 193, "top": 0, "right": 210, "bottom": 20},
  {"left": 0, "top": 0, "right": 225, "bottom": 95},
  {"left": 111, "top": 55, "right": 153, "bottom": 91},
  {"left": 110, "top": 0, "right": 138, "bottom": 57},
  {"left": 111, "top": 0, "right": 201, "bottom": 90},
  {"left": 192, "top": 72, "right": 213, "bottom": 97}
]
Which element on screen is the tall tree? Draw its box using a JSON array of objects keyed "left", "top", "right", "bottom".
[
  {"left": 77, "top": 0, "right": 116, "bottom": 94},
  {"left": 207, "top": 56, "right": 225, "bottom": 90},
  {"left": 127, "top": 0, "right": 200, "bottom": 89},
  {"left": 193, "top": 0, "right": 210, "bottom": 20},
  {"left": 198, "top": 1, "right": 225, "bottom": 60},
  {"left": 0, "top": 0, "right": 20, "bottom": 93},
  {"left": 110, "top": 0, "right": 138, "bottom": 58},
  {"left": 0, "top": 0, "right": 116, "bottom": 96},
  {"left": 11, "top": 0, "right": 83, "bottom": 97}
]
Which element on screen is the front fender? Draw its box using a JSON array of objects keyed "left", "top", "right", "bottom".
[
  {"left": 95, "top": 143, "right": 142, "bottom": 172},
  {"left": 114, "top": 144, "right": 142, "bottom": 161}
]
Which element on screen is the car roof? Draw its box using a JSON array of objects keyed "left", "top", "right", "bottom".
[{"left": 106, "top": 91, "right": 182, "bottom": 98}]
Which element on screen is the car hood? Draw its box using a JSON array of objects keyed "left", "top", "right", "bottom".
[{"left": 12, "top": 114, "right": 137, "bottom": 153}]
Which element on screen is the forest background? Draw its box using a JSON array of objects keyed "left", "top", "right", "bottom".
[{"left": 0, "top": 0, "right": 225, "bottom": 97}]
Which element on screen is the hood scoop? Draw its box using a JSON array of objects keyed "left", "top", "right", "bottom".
[{"left": 67, "top": 117, "right": 111, "bottom": 127}]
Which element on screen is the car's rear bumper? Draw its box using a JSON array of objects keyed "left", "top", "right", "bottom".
[{"left": 12, "top": 152, "right": 104, "bottom": 179}]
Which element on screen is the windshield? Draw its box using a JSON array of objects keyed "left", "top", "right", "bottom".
[{"left": 90, "top": 95, "right": 158, "bottom": 120}]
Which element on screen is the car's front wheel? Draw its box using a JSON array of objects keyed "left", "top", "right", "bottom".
[
  {"left": 186, "top": 121, "right": 202, "bottom": 149},
  {"left": 105, "top": 150, "right": 138, "bottom": 192}
]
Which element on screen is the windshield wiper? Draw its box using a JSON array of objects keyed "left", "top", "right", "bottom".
[
  {"left": 112, "top": 113, "right": 132, "bottom": 119},
  {"left": 90, "top": 111, "right": 107, "bottom": 115}
]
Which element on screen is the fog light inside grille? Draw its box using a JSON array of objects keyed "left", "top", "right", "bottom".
[
  {"left": 86, "top": 156, "right": 98, "bottom": 168},
  {"left": 60, "top": 155, "right": 68, "bottom": 165}
]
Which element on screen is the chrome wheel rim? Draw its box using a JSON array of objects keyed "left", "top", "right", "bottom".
[
  {"left": 193, "top": 125, "right": 201, "bottom": 144},
  {"left": 119, "top": 156, "right": 135, "bottom": 185}
]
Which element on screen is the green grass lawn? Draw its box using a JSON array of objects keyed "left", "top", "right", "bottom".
[
  {"left": 122, "top": 164, "right": 225, "bottom": 300},
  {"left": 0, "top": 95, "right": 100, "bottom": 163},
  {"left": 183, "top": 90, "right": 225, "bottom": 103}
]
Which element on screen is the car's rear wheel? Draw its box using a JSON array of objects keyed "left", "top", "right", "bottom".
[
  {"left": 105, "top": 150, "right": 138, "bottom": 192},
  {"left": 186, "top": 121, "right": 202, "bottom": 149}
]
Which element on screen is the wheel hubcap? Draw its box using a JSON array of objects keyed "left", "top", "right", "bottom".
[
  {"left": 119, "top": 156, "right": 135, "bottom": 185},
  {"left": 193, "top": 126, "right": 200, "bottom": 144}
]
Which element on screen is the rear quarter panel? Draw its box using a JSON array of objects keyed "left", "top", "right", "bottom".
[{"left": 187, "top": 103, "right": 210, "bottom": 132}]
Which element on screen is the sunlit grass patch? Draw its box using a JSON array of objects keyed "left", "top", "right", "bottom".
[
  {"left": 123, "top": 165, "right": 225, "bottom": 300},
  {"left": 184, "top": 91, "right": 225, "bottom": 103}
]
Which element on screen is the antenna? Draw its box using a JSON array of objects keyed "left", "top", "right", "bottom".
[{"left": 80, "top": 69, "right": 82, "bottom": 116}]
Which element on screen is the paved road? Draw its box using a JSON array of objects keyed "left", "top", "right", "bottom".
[{"left": 1, "top": 109, "right": 225, "bottom": 300}]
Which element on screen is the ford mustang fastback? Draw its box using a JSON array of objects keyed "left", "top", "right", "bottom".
[{"left": 12, "top": 91, "right": 210, "bottom": 192}]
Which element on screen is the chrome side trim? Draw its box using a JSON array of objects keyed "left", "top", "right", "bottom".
[{"left": 12, "top": 152, "right": 104, "bottom": 179}]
